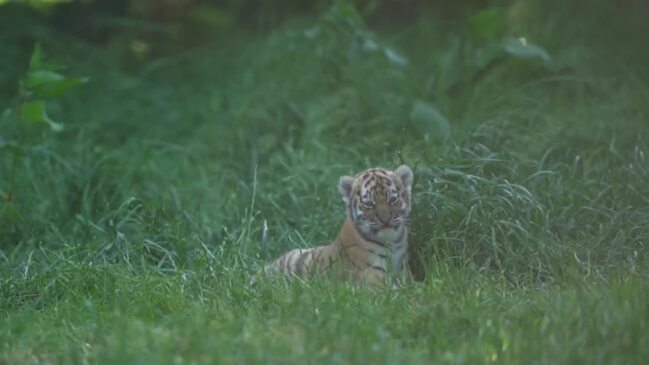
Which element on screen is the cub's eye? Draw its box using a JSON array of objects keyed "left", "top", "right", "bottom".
[
  {"left": 388, "top": 196, "right": 398, "bottom": 205},
  {"left": 361, "top": 200, "right": 375, "bottom": 208}
]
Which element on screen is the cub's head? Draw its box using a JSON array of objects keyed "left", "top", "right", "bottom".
[{"left": 338, "top": 165, "right": 413, "bottom": 240}]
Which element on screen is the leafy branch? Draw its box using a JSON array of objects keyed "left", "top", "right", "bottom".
[{"left": 1, "top": 43, "right": 87, "bottom": 223}]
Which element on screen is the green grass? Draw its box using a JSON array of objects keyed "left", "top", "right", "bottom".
[
  {"left": 1, "top": 0, "right": 649, "bottom": 363},
  {"left": 2, "top": 261, "right": 648, "bottom": 364}
]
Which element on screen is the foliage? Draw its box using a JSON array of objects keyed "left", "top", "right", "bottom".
[
  {"left": 1, "top": 44, "right": 85, "bottom": 230},
  {"left": 1, "top": 0, "right": 649, "bottom": 363},
  {"left": 0, "top": 0, "right": 69, "bottom": 6}
]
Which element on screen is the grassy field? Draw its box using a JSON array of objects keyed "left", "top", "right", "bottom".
[{"left": 1, "top": 1, "right": 649, "bottom": 364}]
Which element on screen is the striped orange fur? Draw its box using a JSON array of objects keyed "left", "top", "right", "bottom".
[{"left": 261, "top": 165, "right": 413, "bottom": 289}]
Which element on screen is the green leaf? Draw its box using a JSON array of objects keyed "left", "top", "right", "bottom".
[
  {"left": 20, "top": 101, "right": 47, "bottom": 124},
  {"left": 24, "top": 70, "right": 65, "bottom": 88},
  {"left": 29, "top": 43, "right": 41, "bottom": 70},
  {"left": 502, "top": 36, "right": 554, "bottom": 67},
  {"left": 36, "top": 77, "right": 87, "bottom": 98},
  {"left": 19, "top": 101, "right": 64, "bottom": 132},
  {"left": 24, "top": 71, "right": 87, "bottom": 97},
  {"left": 469, "top": 8, "right": 504, "bottom": 39},
  {"left": 409, "top": 101, "right": 451, "bottom": 142},
  {"left": 20, "top": 101, "right": 46, "bottom": 124}
]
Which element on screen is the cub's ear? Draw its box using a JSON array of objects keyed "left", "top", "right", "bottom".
[
  {"left": 338, "top": 175, "right": 355, "bottom": 203},
  {"left": 395, "top": 165, "right": 413, "bottom": 192}
]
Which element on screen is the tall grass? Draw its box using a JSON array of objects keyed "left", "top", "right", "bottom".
[{"left": 1, "top": 0, "right": 648, "bottom": 363}]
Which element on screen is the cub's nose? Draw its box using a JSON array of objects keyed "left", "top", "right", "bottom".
[{"left": 377, "top": 212, "right": 392, "bottom": 226}]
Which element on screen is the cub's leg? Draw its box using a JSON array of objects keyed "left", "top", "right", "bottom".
[{"left": 358, "top": 267, "right": 387, "bottom": 289}]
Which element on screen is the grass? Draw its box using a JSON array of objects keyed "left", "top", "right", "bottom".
[
  {"left": 2, "top": 262, "right": 648, "bottom": 364},
  {"left": 1, "top": 0, "right": 649, "bottom": 363}
]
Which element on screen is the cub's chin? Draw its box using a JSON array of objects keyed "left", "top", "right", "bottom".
[{"left": 374, "top": 226, "right": 401, "bottom": 243}]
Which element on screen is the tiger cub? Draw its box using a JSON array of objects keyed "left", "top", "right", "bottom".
[{"left": 262, "top": 165, "right": 413, "bottom": 288}]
